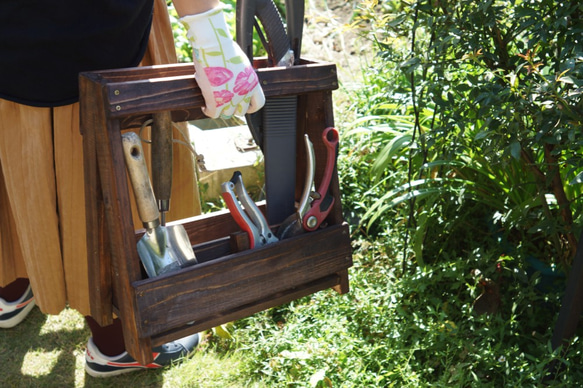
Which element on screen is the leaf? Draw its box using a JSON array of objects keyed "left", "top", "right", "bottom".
[
  {"left": 559, "top": 76, "right": 575, "bottom": 84},
  {"left": 387, "top": 14, "right": 407, "bottom": 27},
  {"left": 309, "top": 369, "right": 327, "bottom": 387},
  {"left": 455, "top": 83, "right": 471, "bottom": 93},
  {"left": 400, "top": 57, "right": 421, "bottom": 74},
  {"left": 569, "top": 171, "right": 583, "bottom": 185},
  {"left": 228, "top": 56, "right": 244, "bottom": 64},
  {"left": 365, "top": 185, "right": 444, "bottom": 228},
  {"left": 216, "top": 28, "right": 229, "bottom": 39},
  {"left": 509, "top": 141, "right": 521, "bottom": 160},
  {"left": 371, "top": 133, "right": 412, "bottom": 181},
  {"left": 205, "top": 51, "right": 223, "bottom": 56},
  {"left": 411, "top": 195, "right": 439, "bottom": 267},
  {"left": 474, "top": 130, "right": 489, "bottom": 140},
  {"left": 280, "top": 350, "right": 311, "bottom": 360},
  {"left": 213, "top": 323, "right": 233, "bottom": 339},
  {"left": 421, "top": 160, "right": 465, "bottom": 170}
]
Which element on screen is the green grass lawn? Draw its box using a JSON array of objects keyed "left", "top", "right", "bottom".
[
  {"left": 3, "top": 250, "right": 582, "bottom": 387},
  {"left": 0, "top": 307, "right": 264, "bottom": 387}
]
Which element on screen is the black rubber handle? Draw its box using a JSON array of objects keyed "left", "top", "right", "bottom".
[{"left": 236, "top": 0, "right": 290, "bottom": 65}]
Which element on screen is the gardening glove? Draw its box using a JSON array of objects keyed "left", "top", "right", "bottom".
[{"left": 181, "top": 5, "right": 265, "bottom": 119}]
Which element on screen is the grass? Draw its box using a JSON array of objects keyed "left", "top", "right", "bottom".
[
  {"left": 3, "top": 238, "right": 583, "bottom": 386},
  {"left": 0, "top": 308, "right": 87, "bottom": 387},
  {"left": 0, "top": 306, "right": 269, "bottom": 387}
]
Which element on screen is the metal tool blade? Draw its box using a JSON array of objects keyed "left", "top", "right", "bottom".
[{"left": 122, "top": 131, "right": 196, "bottom": 278}]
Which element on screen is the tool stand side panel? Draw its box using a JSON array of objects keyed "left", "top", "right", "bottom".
[
  {"left": 80, "top": 75, "right": 113, "bottom": 326},
  {"left": 81, "top": 73, "right": 155, "bottom": 365},
  {"left": 301, "top": 90, "right": 345, "bottom": 226},
  {"left": 296, "top": 89, "right": 350, "bottom": 294},
  {"left": 104, "top": 118, "right": 154, "bottom": 364}
]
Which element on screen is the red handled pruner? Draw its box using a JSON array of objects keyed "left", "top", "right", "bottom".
[
  {"left": 303, "top": 127, "right": 339, "bottom": 231},
  {"left": 221, "top": 171, "right": 278, "bottom": 249},
  {"left": 277, "top": 127, "right": 339, "bottom": 239}
]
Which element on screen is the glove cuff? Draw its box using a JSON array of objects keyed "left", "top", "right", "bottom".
[{"left": 180, "top": 3, "right": 231, "bottom": 47}]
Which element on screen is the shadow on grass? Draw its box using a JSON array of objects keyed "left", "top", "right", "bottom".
[{"left": 0, "top": 307, "right": 167, "bottom": 388}]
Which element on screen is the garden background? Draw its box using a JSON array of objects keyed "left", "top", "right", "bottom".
[{"left": 1, "top": 0, "right": 582, "bottom": 386}]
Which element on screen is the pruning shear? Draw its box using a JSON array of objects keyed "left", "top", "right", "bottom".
[
  {"left": 221, "top": 171, "right": 278, "bottom": 249},
  {"left": 277, "top": 127, "right": 339, "bottom": 239}
]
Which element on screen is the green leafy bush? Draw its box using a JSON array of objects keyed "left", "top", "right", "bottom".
[
  {"left": 350, "top": 0, "right": 583, "bottom": 269},
  {"left": 231, "top": 238, "right": 582, "bottom": 387}
]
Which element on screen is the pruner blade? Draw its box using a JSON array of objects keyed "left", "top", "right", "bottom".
[
  {"left": 276, "top": 134, "right": 315, "bottom": 240},
  {"left": 221, "top": 171, "right": 278, "bottom": 249}
]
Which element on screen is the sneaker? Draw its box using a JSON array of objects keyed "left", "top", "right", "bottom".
[
  {"left": 0, "top": 285, "right": 35, "bottom": 329},
  {"left": 85, "top": 332, "right": 200, "bottom": 378}
]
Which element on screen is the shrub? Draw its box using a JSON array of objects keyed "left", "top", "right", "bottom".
[{"left": 350, "top": 0, "right": 583, "bottom": 269}]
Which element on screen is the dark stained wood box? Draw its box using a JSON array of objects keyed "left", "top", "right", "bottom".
[{"left": 79, "top": 60, "right": 352, "bottom": 364}]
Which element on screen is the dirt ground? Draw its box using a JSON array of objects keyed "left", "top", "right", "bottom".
[
  {"left": 302, "top": 0, "right": 372, "bottom": 80},
  {"left": 301, "top": 0, "right": 373, "bottom": 124}
]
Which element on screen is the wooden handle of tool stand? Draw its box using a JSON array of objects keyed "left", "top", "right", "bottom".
[{"left": 121, "top": 132, "right": 160, "bottom": 226}]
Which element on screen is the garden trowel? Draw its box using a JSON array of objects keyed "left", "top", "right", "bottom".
[{"left": 122, "top": 131, "right": 196, "bottom": 278}]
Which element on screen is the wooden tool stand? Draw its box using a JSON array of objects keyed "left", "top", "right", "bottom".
[{"left": 80, "top": 60, "right": 352, "bottom": 365}]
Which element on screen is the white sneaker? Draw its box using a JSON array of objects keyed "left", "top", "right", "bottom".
[
  {"left": 85, "top": 332, "right": 200, "bottom": 377},
  {"left": 0, "top": 285, "right": 35, "bottom": 328}
]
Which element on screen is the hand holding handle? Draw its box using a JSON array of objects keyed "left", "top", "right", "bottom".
[{"left": 181, "top": 5, "right": 265, "bottom": 119}]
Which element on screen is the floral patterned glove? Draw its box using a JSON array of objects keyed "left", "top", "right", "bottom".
[{"left": 181, "top": 5, "right": 265, "bottom": 119}]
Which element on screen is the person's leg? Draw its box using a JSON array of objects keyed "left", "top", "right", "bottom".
[
  {"left": 85, "top": 317, "right": 126, "bottom": 356},
  {"left": 0, "top": 154, "right": 28, "bottom": 287},
  {"left": 84, "top": 315, "right": 200, "bottom": 378},
  {"left": 0, "top": 278, "right": 29, "bottom": 301},
  {"left": 0, "top": 279, "right": 35, "bottom": 328},
  {"left": 0, "top": 187, "right": 32, "bottom": 328}
]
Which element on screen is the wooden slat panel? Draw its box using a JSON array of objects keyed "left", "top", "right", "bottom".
[
  {"left": 89, "top": 97, "right": 154, "bottom": 364},
  {"left": 132, "top": 224, "right": 352, "bottom": 338},
  {"left": 99, "top": 62, "right": 337, "bottom": 119},
  {"left": 135, "top": 205, "right": 264, "bottom": 247},
  {"left": 87, "top": 63, "right": 193, "bottom": 83},
  {"left": 150, "top": 272, "right": 346, "bottom": 346}
]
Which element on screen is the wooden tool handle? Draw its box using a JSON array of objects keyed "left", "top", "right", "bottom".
[
  {"left": 122, "top": 132, "right": 160, "bottom": 226},
  {"left": 151, "top": 112, "right": 173, "bottom": 216}
]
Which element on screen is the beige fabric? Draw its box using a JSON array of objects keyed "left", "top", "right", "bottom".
[
  {"left": 0, "top": 0, "right": 201, "bottom": 316},
  {"left": 0, "top": 102, "right": 67, "bottom": 313}
]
